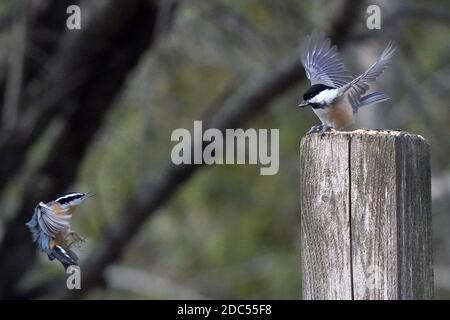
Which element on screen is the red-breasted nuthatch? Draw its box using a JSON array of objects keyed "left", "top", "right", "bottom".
[{"left": 26, "top": 192, "right": 92, "bottom": 269}]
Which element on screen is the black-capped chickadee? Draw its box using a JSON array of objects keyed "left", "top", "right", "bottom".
[
  {"left": 298, "top": 31, "right": 396, "bottom": 134},
  {"left": 26, "top": 192, "right": 92, "bottom": 269}
]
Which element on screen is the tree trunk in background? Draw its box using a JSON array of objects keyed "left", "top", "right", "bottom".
[
  {"left": 4, "top": 0, "right": 364, "bottom": 299},
  {"left": 0, "top": 0, "right": 175, "bottom": 298}
]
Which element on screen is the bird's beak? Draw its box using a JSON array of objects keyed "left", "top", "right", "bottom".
[{"left": 298, "top": 100, "right": 309, "bottom": 108}]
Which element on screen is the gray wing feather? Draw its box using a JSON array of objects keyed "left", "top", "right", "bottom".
[
  {"left": 301, "top": 31, "right": 353, "bottom": 87},
  {"left": 351, "top": 92, "right": 390, "bottom": 113},
  {"left": 37, "top": 204, "right": 71, "bottom": 238},
  {"left": 341, "top": 42, "right": 396, "bottom": 108}
]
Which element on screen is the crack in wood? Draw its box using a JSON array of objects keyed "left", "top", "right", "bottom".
[
  {"left": 348, "top": 136, "right": 354, "bottom": 300},
  {"left": 300, "top": 131, "right": 433, "bottom": 300}
]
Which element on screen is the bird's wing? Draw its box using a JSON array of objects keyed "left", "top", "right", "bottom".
[
  {"left": 301, "top": 31, "right": 353, "bottom": 87},
  {"left": 37, "top": 203, "right": 71, "bottom": 238},
  {"left": 341, "top": 41, "right": 396, "bottom": 108}
]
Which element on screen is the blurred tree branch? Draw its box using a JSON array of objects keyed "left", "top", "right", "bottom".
[
  {"left": 394, "top": 1, "right": 450, "bottom": 25},
  {"left": 19, "top": 0, "right": 365, "bottom": 299},
  {"left": 105, "top": 265, "right": 209, "bottom": 299},
  {"left": 0, "top": 0, "right": 80, "bottom": 193},
  {"left": 2, "top": 1, "right": 27, "bottom": 132},
  {"left": 0, "top": 0, "right": 176, "bottom": 298},
  {"left": 352, "top": 1, "right": 450, "bottom": 42}
]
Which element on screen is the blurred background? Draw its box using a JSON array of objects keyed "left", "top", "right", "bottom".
[{"left": 0, "top": 0, "right": 449, "bottom": 299}]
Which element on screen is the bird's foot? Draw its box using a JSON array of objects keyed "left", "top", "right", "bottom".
[
  {"left": 307, "top": 125, "right": 335, "bottom": 136},
  {"left": 319, "top": 125, "right": 334, "bottom": 136},
  {"left": 306, "top": 125, "right": 322, "bottom": 134},
  {"left": 65, "top": 231, "right": 86, "bottom": 248}
]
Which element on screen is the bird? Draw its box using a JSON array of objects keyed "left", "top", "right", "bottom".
[
  {"left": 26, "top": 192, "right": 92, "bottom": 269},
  {"left": 298, "top": 31, "right": 396, "bottom": 134}
]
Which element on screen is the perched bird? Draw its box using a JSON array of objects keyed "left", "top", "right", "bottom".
[
  {"left": 298, "top": 31, "right": 396, "bottom": 134},
  {"left": 26, "top": 192, "right": 92, "bottom": 269}
]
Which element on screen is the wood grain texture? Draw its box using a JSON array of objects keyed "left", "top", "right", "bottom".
[
  {"left": 394, "top": 134, "right": 433, "bottom": 299},
  {"left": 300, "top": 130, "right": 433, "bottom": 300},
  {"left": 350, "top": 133, "right": 398, "bottom": 299},
  {"left": 300, "top": 134, "right": 352, "bottom": 300}
]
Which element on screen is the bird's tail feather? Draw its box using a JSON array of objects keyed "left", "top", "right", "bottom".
[
  {"left": 52, "top": 245, "right": 78, "bottom": 268},
  {"left": 355, "top": 92, "right": 390, "bottom": 111}
]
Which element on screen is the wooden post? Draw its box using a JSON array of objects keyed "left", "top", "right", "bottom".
[{"left": 300, "top": 130, "right": 433, "bottom": 300}]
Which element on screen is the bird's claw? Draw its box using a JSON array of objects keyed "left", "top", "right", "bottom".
[
  {"left": 306, "top": 125, "right": 335, "bottom": 136},
  {"left": 306, "top": 125, "right": 322, "bottom": 134},
  {"left": 319, "top": 125, "right": 334, "bottom": 136},
  {"left": 65, "top": 231, "right": 86, "bottom": 248}
]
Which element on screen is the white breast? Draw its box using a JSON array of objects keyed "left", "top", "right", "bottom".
[
  {"left": 312, "top": 94, "right": 354, "bottom": 129},
  {"left": 310, "top": 89, "right": 339, "bottom": 105}
]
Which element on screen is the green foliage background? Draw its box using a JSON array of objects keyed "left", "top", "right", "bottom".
[{"left": 1, "top": 0, "right": 450, "bottom": 299}]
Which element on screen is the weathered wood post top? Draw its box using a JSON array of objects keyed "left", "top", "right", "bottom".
[{"left": 300, "top": 130, "right": 433, "bottom": 300}]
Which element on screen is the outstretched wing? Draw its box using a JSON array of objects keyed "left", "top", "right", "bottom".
[
  {"left": 341, "top": 41, "right": 396, "bottom": 108},
  {"left": 301, "top": 31, "right": 353, "bottom": 88},
  {"left": 37, "top": 203, "right": 71, "bottom": 238}
]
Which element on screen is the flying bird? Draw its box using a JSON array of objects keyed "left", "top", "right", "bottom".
[
  {"left": 26, "top": 192, "right": 92, "bottom": 269},
  {"left": 298, "top": 31, "right": 396, "bottom": 134}
]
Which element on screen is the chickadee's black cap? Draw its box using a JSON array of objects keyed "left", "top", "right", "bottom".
[{"left": 303, "top": 83, "right": 335, "bottom": 101}]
